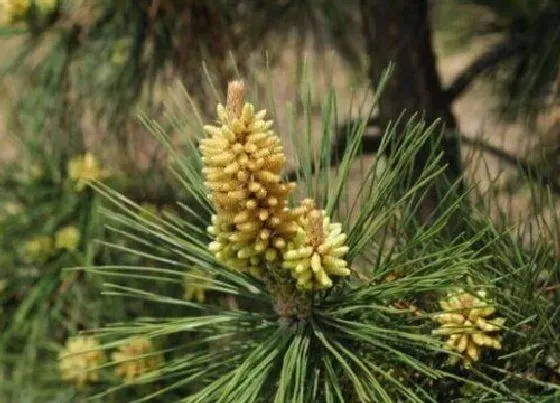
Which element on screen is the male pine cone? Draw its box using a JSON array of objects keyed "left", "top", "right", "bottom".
[
  {"left": 283, "top": 209, "right": 350, "bottom": 290},
  {"left": 201, "top": 80, "right": 350, "bottom": 290},
  {"left": 433, "top": 289, "right": 505, "bottom": 367},
  {"left": 202, "top": 80, "right": 303, "bottom": 275}
]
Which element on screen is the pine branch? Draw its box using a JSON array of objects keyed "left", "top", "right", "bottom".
[
  {"left": 285, "top": 118, "right": 381, "bottom": 182},
  {"left": 444, "top": 41, "right": 522, "bottom": 102},
  {"left": 287, "top": 118, "right": 560, "bottom": 194}
]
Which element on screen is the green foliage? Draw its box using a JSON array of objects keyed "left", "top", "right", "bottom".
[
  {"left": 12, "top": 68, "right": 547, "bottom": 401},
  {"left": 0, "top": 141, "right": 193, "bottom": 401},
  {"left": 1, "top": 1, "right": 559, "bottom": 401},
  {"left": 0, "top": 151, "right": 104, "bottom": 400}
]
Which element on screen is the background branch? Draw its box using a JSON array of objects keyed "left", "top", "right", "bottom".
[{"left": 444, "top": 41, "right": 522, "bottom": 102}]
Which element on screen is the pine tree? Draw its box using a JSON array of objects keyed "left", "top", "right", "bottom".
[
  {"left": 11, "top": 72, "right": 552, "bottom": 401},
  {"left": 2, "top": 2, "right": 560, "bottom": 402}
]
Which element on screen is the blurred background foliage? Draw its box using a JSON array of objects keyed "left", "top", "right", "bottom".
[{"left": 0, "top": 0, "right": 560, "bottom": 401}]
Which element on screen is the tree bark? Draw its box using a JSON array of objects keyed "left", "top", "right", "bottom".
[{"left": 360, "top": 0, "right": 463, "bottom": 221}]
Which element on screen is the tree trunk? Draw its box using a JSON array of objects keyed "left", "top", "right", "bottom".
[{"left": 360, "top": 0, "right": 463, "bottom": 221}]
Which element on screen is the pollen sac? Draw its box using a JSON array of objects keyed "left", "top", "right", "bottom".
[
  {"left": 282, "top": 209, "right": 350, "bottom": 290},
  {"left": 183, "top": 267, "right": 212, "bottom": 303},
  {"left": 432, "top": 289, "right": 506, "bottom": 368},
  {"left": 54, "top": 226, "right": 80, "bottom": 251},
  {"left": 201, "top": 80, "right": 306, "bottom": 274},
  {"left": 22, "top": 235, "right": 53, "bottom": 263},
  {"left": 59, "top": 336, "right": 104, "bottom": 389},
  {"left": 0, "top": 0, "right": 30, "bottom": 25},
  {"left": 112, "top": 337, "right": 164, "bottom": 383},
  {"left": 68, "top": 153, "right": 108, "bottom": 192}
]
